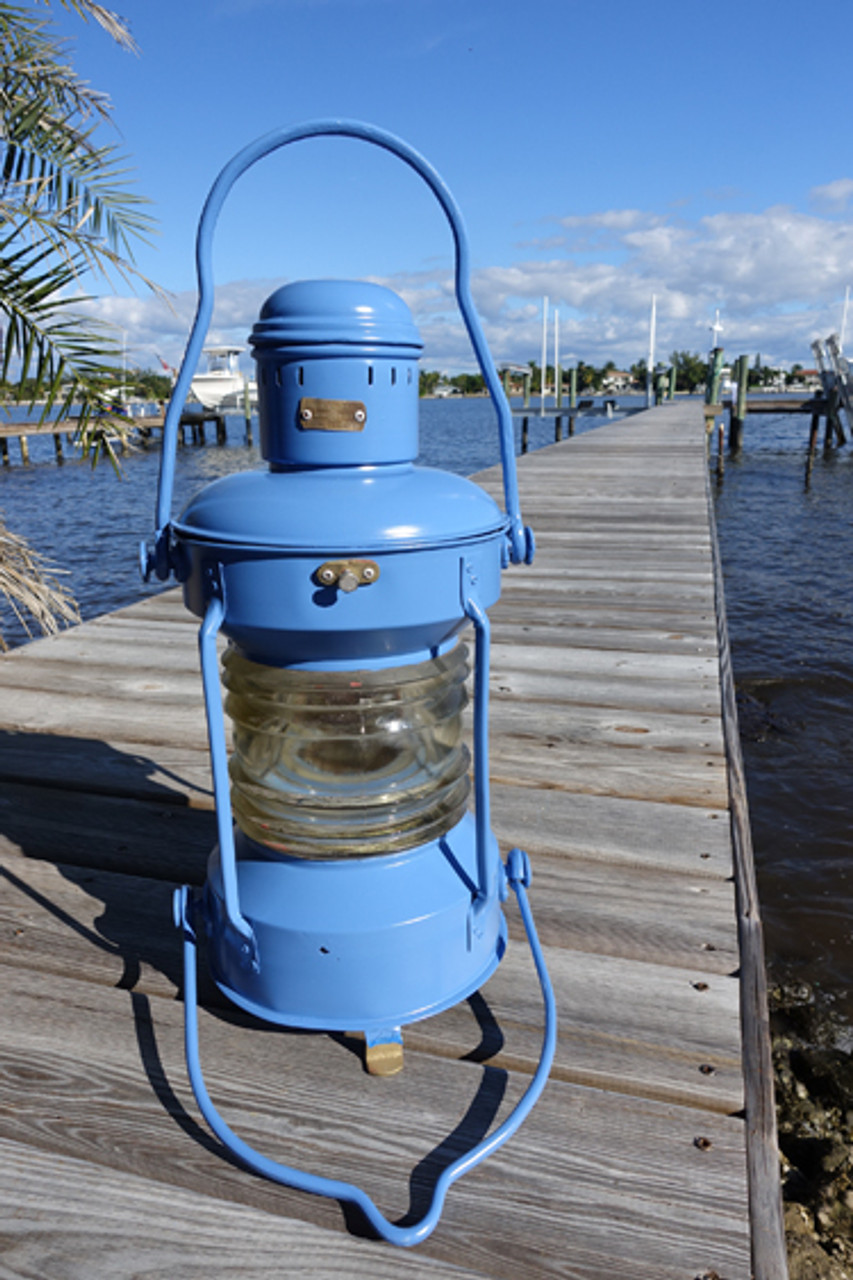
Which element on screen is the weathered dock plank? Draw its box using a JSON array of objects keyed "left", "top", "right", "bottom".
[
  {"left": 0, "top": 858, "right": 742, "bottom": 1113},
  {"left": 0, "top": 966, "right": 751, "bottom": 1280},
  {"left": 0, "top": 401, "right": 784, "bottom": 1278}
]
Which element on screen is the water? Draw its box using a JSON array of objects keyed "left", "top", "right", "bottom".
[
  {"left": 0, "top": 396, "right": 611, "bottom": 641},
  {"left": 1, "top": 394, "right": 848, "bottom": 1029},
  {"left": 712, "top": 412, "right": 853, "bottom": 1028}
]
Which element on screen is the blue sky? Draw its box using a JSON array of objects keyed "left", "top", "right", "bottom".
[{"left": 54, "top": 0, "right": 853, "bottom": 373}]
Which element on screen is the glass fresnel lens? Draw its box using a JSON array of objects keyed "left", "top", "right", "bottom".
[{"left": 224, "top": 641, "right": 471, "bottom": 858}]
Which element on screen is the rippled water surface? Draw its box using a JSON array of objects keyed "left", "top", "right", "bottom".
[
  {"left": 712, "top": 411, "right": 853, "bottom": 1024},
  {"left": 0, "top": 395, "right": 849, "bottom": 1023}
]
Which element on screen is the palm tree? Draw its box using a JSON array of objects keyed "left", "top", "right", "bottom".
[{"left": 0, "top": 0, "right": 155, "bottom": 645}]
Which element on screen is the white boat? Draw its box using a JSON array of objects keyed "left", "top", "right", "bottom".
[{"left": 190, "top": 347, "right": 257, "bottom": 411}]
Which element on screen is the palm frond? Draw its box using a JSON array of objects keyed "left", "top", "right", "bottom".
[
  {"left": 0, "top": 513, "right": 80, "bottom": 648},
  {"left": 35, "top": 1, "right": 137, "bottom": 54},
  {"left": 0, "top": 2, "right": 155, "bottom": 283},
  {"left": 0, "top": 2, "right": 161, "bottom": 472},
  {"left": 0, "top": 1, "right": 158, "bottom": 641}
]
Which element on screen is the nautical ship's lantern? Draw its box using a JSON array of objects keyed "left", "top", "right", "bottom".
[{"left": 143, "top": 121, "right": 555, "bottom": 1247}]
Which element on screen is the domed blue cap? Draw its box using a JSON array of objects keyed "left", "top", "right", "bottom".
[
  {"left": 249, "top": 280, "right": 423, "bottom": 467},
  {"left": 250, "top": 279, "right": 423, "bottom": 354}
]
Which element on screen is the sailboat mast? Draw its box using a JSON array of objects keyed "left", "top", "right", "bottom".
[
  {"left": 646, "top": 294, "right": 657, "bottom": 408},
  {"left": 540, "top": 296, "right": 549, "bottom": 416}
]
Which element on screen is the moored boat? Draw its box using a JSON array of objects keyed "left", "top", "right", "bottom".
[{"left": 190, "top": 346, "right": 258, "bottom": 411}]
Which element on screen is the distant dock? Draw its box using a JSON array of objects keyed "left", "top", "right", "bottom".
[{"left": 0, "top": 406, "right": 249, "bottom": 465}]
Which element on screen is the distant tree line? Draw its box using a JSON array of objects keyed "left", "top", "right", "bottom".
[
  {"left": 420, "top": 351, "right": 801, "bottom": 398},
  {"left": 0, "top": 368, "right": 173, "bottom": 404},
  {"left": 419, "top": 370, "right": 486, "bottom": 396}
]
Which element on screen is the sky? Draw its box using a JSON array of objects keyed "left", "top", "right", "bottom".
[{"left": 50, "top": 0, "right": 853, "bottom": 376}]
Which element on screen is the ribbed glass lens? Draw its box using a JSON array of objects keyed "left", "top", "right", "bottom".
[{"left": 223, "top": 641, "right": 470, "bottom": 857}]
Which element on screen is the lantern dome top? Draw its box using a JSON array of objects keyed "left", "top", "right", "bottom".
[{"left": 250, "top": 279, "right": 423, "bottom": 354}]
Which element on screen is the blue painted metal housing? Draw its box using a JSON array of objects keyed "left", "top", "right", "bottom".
[
  {"left": 149, "top": 120, "right": 553, "bottom": 1247},
  {"left": 251, "top": 279, "right": 422, "bottom": 467},
  {"left": 205, "top": 817, "right": 506, "bottom": 1031}
]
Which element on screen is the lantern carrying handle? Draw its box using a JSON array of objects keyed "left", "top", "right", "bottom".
[
  {"left": 174, "top": 845, "right": 556, "bottom": 1248},
  {"left": 148, "top": 119, "right": 534, "bottom": 579}
]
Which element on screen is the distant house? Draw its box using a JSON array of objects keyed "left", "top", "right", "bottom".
[
  {"left": 602, "top": 370, "right": 632, "bottom": 393},
  {"left": 788, "top": 369, "right": 822, "bottom": 391}
]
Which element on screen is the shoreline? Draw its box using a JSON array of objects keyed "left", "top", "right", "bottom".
[{"left": 771, "top": 982, "right": 853, "bottom": 1277}]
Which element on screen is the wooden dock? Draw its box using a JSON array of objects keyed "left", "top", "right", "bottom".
[
  {"left": 0, "top": 402, "right": 786, "bottom": 1278},
  {"left": 703, "top": 392, "right": 847, "bottom": 457},
  {"left": 0, "top": 408, "right": 239, "bottom": 464}
]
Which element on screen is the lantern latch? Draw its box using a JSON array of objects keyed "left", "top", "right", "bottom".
[
  {"left": 298, "top": 397, "right": 367, "bottom": 432},
  {"left": 314, "top": 559, "right": 380, "bottom": 592}
]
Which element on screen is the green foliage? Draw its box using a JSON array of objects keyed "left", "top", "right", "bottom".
[
  {"left": 448, "top": 372, "right": 484, "bottom": 395},
  {"left": 0, "top": 0, "right": 157, "bottom": 467},
  {"left": 130, "top": 368, "right": 171, "bottom": 401},
  {"left": 668, "top": 351, "right": 708, "bottom": 394},
  {"left": 630, "top": 358, "right": 647, "bottom": 386},
  {"left": 0, "top": 2, "right": 158, "bottom": 645},
  {"left": 419, "top": 369, "right": 441, "bottom": 397},
  {"left": 576, "top": 360, "right": 603, "bottom": 392}
]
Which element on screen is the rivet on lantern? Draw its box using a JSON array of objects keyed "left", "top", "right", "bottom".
[{"left": 142, "top": 120, "right": 554, "bottom": 1248}]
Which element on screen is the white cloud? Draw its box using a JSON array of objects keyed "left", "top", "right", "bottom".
[
  {"left": 74, "top": 278, "right": 282, "bottom": 373},
  {"left": 560, "top": 209, "right": 656, "bottom": 233},
  {"left": 78, "top": 203, "right": 853, "bottom": 374},
  {"left": 810, "top": 178, "right": 853, "bottom": 212}
]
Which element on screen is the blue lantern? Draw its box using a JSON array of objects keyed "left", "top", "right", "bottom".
[{"left": 143, "top": 121, "right": 555, "bottom": 1247}]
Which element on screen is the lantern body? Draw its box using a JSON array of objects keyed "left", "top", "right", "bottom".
[
  {"left": 172, "top": 279, "right": 508, "bottom": 1033},
  {"left": 152, "top": 122, "right": 555, "bottom": 1247}
]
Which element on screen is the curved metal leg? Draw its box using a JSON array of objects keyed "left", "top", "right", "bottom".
[
  {"left": 174, "top": 849, "right": 556, "bottom": 1248},
  {"left": 197, "top": 589, "right": 257, "bottom": 969}
]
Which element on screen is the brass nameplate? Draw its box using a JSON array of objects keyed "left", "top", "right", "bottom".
[{"left": 298, "top": 397, "right": 366, "bottom": 432}]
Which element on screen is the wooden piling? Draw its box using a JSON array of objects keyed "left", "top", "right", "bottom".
[
  {"left": 554, "top": 415, "right": 563, "bottom": 442},
  {"left": 19, "top": 435, "right": 29, "bottom": 465},
  {"left": 828, "top": 388, "right": 846, "bottom": 444},
  {"left": 53, "top": 433, "right": 63, "bottom": 465},
  {"left": 521, "top": 415, "right": 529, "bottom": 453},
  {"left": 806, "top": 415, "right": 820, "bottom": 484},
  {"left": 708, "top": 347, "right": 725, "bottom": 408},
  {"left": 717, "top": 418, "right": 725, "bottom": 478},
  {"left": 729, "top": 355, "right": 750, "bottom": 451}
]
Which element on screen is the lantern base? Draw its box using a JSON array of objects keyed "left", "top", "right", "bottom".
[{"left": 202, "top": 812, "right": 506, "bottom": 1035}]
